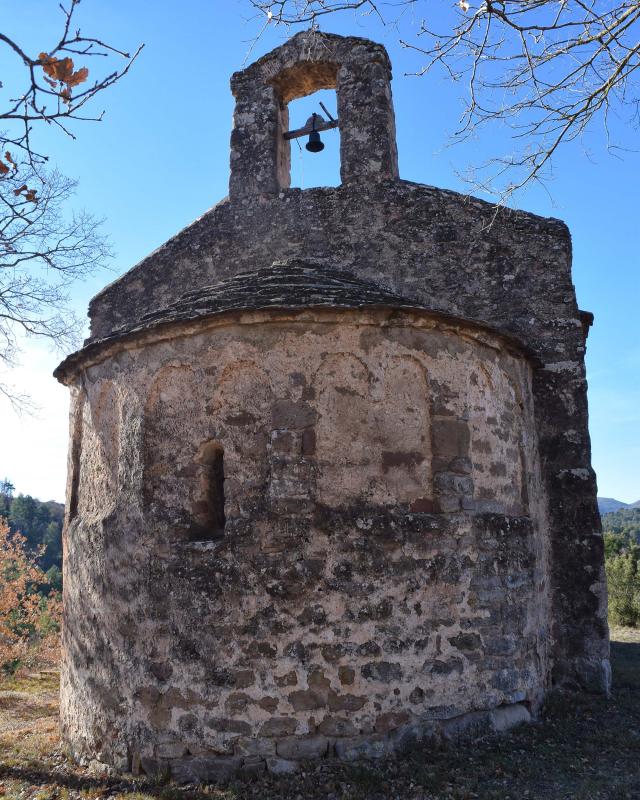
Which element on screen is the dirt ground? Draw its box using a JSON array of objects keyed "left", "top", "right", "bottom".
[{"left": 1, "top": 629, "right": 639, "bottom": 800}]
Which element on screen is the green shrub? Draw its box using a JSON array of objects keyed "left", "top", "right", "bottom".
[{"left": 606, "top": 545, "right": 640, "bottom": 627}]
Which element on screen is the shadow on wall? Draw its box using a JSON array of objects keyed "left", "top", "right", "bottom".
[{"left": 610, "top": 640, "right": 640, "bottom": 689}]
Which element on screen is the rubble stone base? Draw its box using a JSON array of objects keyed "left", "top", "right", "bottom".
[{"left": 128, "top": 701, "right": 532, "bottom": 783}]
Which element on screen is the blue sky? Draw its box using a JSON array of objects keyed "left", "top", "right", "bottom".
[{"left": 1, "top": 0, "right": 638, "bottom": 503}]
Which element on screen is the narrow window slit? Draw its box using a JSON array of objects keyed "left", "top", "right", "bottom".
[{"left": 191, "top": 439, "right": 225, "bottom": 540}]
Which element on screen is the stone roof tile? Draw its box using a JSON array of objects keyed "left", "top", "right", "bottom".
[
  {"left": 54, "top": 259, "right": 532, "bottom": 381},
  {"left": 138, "top": 259, "right": 416, "bottom": 326}
]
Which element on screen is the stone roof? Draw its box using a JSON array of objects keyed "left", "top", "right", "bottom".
[
  {"left": 139, "top": 259, "right": 417, "bottom": 324},
  {"left": 55, "top": 259, "right": 531, "bottom": 381}
]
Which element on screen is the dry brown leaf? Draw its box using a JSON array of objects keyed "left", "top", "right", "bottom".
[
  {"left": 38, "top": 52, "right": 89, "bottom": 102},
  {"left": 67, "top": 66, "right": 89, "bottom": 88},
  {"left": 12, "top": 184, "right": 38, "bottom": 202}
]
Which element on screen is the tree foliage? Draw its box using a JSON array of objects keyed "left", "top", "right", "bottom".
[
  {"left": 0, "top": 1, "right": 142, "bottom": 406},
  {"left": 602, "top": 507, "right": 640, "bottom": 539},
  {"left": 0, "top": 518, "right": 61, "bottom": 673},
  {"left": 0, "top": 479, "right": 63, "bottom": 575},
  {"left": 249, "top": 0, "right": 640, "bottom": 199},
  {"left": 602, "top": 509, "right": 640, "bottom": 627},
  {"left": 606, "top": 544, "right": 640, "bottom": 628},
  {"left": 603, "top": 508, "right": 640, "bottom": 557}
]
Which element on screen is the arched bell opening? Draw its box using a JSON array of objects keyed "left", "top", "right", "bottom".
[
  {"left": 271, "top": 61, "right": 341, "bottom": 190},
  {"left": 285, "top": 89, "right": 341, "bottom": 188}
]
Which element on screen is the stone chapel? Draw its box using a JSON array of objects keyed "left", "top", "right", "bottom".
[{"left": 55, "top": 30, "right": 610, "bottom": 780}]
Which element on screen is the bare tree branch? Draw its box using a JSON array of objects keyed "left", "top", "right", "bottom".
[
  {"left": 0, "top": 1, "right": 142, "bottom": 407},
  {"left": 247, "top": 0, "right": 640, "bottom": 201},
  {"left": 0, "top": 167, "right": 110, "bottom": 365},
  {"left": 1, "top": 0, "right": 143, "bottom": 164}
]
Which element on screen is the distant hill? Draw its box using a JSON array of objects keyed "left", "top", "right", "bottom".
[{"left": 598, "top": 497, "right": 640, "bottom": 514}]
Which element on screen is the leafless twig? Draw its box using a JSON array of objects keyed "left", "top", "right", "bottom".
[
  {"left": 0, "top": 1, "right": 141, "bottom": 408},
  {"left": 247, "top": 0, "right": 640, "bottom": 202}
]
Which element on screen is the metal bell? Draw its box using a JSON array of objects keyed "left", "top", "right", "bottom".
[
  {"left": 306, "top": 129, "right": 324, "bottom": 153},
  {"left": 305, "top": 113, "right": 325, "bottom": 153}
]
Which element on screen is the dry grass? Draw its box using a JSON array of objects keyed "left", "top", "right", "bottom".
[
  {"left": 1, "top": 631, "right": 639, "bottom": 800},
  {"left": 609, "top": 626, "right": 640, "bottom": 644}
]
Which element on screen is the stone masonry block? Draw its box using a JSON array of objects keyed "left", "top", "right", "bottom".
[
  {"left": 489, "top": 703, "right": 531, "bottom": 732},
  {"left": 432, "top": 419, "right": 471, "bottom": 463},
  {"left": 276, "top": 735, "right": 329, "bottom": 760}
]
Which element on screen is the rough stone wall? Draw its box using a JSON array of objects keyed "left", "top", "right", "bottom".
[
  {"left": 60, "top": 309, "right": 550, "bottom": 772},
  {"left": 88, "top": 181, "right": 608, "bottom": 692},
  {"left": 91, "top": 36, "right": 609, "bottom": 695}
]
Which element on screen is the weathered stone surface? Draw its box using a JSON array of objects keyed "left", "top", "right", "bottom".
[
  {"left": 317, "top": 716, "right": 358, "bottom": 737},
  {"left": 206, "top": 717, "right": 252, "bottom": 736},
  {"left": 391, "top": 720, "right": 439, "bottom": 753},
  {"left": 276, "top": 735, "right": 329, "bottom": 760},
  {"left": 449, "top": 633, "right": 482, "bottom": 652},
  {"left": 156, "top": 742, "right": 188, "bottom": 758},
  {"left": 489, "top": 704, "right": 531, "bottom": 732},
  {"left": 554, "top": 656, "right": 612, "bottom": 694},
  {"left": 441, "top": 711, "right": 492, "bottom": 741},
  {"left": 233, "top": 737, "right": 277, "bottom": 757},
  {"left": 275, "top": 671, "right": 298, "bottom": 687},
  {"left": 288, "top": 689, "right": 326, "bottom": 711},
  {"left": 260, "top": 718, "right": 298, "bottom": 737},
  {"left": 170, "top": 756, "right": 242, "bottom": 784},
  {"left": 266, "top": 757, "right": 300, "bottom": 775},
  {"left": 374, "top": 711, "right": 410, "bottom": 734},
  {"left": 56, "top": 28, "right": 608, "bottom": 774},
  {"left": 338, "top": 666, "right": 355, "bottom": 686},
  {"left": 334, "top": 734, "right": 394, "bottom": 761},
  {"left": 240, "top": 755, "right": 266, "bottom": 776},
  {"left": 140, "top": 756, "right": 167, "bottom": 778},
  {"left": 361, "top": 662, "right": 403, "bottom": 682}
]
